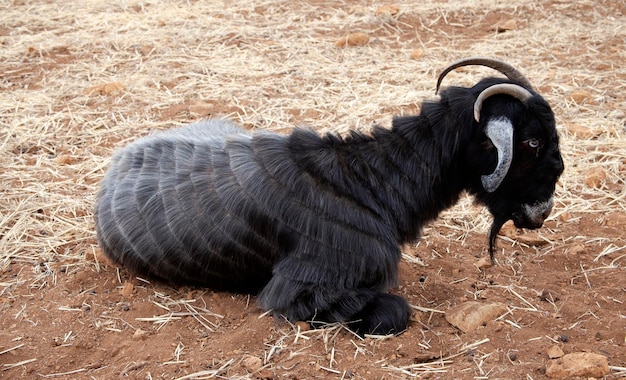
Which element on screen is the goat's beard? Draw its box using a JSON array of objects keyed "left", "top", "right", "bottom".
[{"left": 488, "top": 216, "right": 509, "bottom": 262}]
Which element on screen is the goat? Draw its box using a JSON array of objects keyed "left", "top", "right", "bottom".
[{"left": 95, "top": 58, "right": 564, "bottom": 336}]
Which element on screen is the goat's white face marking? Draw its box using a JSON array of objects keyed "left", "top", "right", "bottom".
[
  {"left": 481, "top": 117, "right": 514, "bottom": 193},
  {"left": 521, "top": 197, "right": 553, "bottom": 227}
]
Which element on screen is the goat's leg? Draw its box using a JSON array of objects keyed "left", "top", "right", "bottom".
[
  {"left": 259, "top": 273, "right": 410, "bottom": 336},
  {"left": 345, "top": 292, "right": 411, "bottom": 335}
]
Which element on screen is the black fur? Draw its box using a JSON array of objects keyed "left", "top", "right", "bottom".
[{"left": 95, "top": 77, "right": 563, "bottom": 336}]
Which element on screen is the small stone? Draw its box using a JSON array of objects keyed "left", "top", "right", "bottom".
[
  {"left": 445, "top": 301, "right": 507, "bottom": 333},
  {"left": 545, "top": 352, "right": 609, "bottom": 378},
  {"left": 257, "top": 369, "right": 273, "bottom": 379},
  {"left": 539, "top": 289, "right": 559, "bottom": 302},
  {"left": 84, "top": 82, "right": 126, "bottom": 96},
  {"left": 566, "top": 244, "right": 585, "bottom": 255},
  {"left": 132, "top": 328, "right": 148, "bottom": 340},
  {"left": 558, "top": 212, "right": 572, "bottom": 222},
  {"left": 493, "top": 19, "right": 518, "bottom": 32},
  {"left": 242, "top": 356, "right": 263, "bottom": 373},
  {"left": 604, "top": 212, "right": 626, "bottom": 227},
  {"left": 584, "top": 167, "right": 606, "bottom": 188},
  {"left": 475, "top": 256, "right": 492, "bottom": 270},
  {"left": 410, "top": 48, "right": 424, "bottom": 60},
  {"left": 568, "top": 90, "right": 592, "bottom": 104},
  {"left": 94, "top": 247, "right": 114, "bottom": 266},
  {"left": 295, "top": 321, "right": 311, "bottom": 332},
  {"left": 497, "top": 221, "right": 518, "bottom": 238},
  {"left": 335, "top": 33, "right": 369, "bottom": 47},
  {"left": 375, "top": 5, "right": 400, "bottom": 16},
  {"left": 188, "top": 101, "right": 214, "bottom": 117},
  {"left": 547, "top": 345, "right": 564, "bottom": 359},
  {"left": 56, "top": 155, "right": 72, "bottom": 165},
  {"left": 120, "top": 282, "right": 134, "bottom": 297},
  {"left": 516, "top": 232, "right": 549, "bottom": 246},
  {"left": 137, "top": 44, "right": 154, "bottom": 56},
  {"left": 566, "top": 123, "right": 598, "bottom": 139},
  {"left": 508, "top": 351, "right": 518, "bottom": 361},
  {"left": 472, "top": 282, "right": 487, "bottom": 290}
]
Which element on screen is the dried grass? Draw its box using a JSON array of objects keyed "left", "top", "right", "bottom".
[
  {"left": 135, "top": 291, "right": 223, "bottom": 331},
  {"left": 1, "top": 0, "right": 625, "bottom": 378}
]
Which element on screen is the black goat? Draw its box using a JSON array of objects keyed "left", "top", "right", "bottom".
[{"left": 95, "top": 58, "right": 564, "bottom": 336}]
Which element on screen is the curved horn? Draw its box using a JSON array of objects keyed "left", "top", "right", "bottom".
[
  {"left": 481, "top": 117, "right": 514, "bottom": 193},
  {"left": 473, "top": 83, "right": 534, "bottom": 121},
  {"left": 436, "top": 57, "right": 533, "bottom": 94}
]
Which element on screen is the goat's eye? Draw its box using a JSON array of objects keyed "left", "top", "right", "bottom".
[{"left": 526, "top": 138, "right": 540, "bottom": 149}]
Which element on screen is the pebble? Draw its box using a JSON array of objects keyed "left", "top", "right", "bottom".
[
  {"left": 295, "top": 321, "right": 311, "bottom": 332},
  {"left": 56, "top": 155, "right": 72, "bottom": 165},
  {"left": 475, "top": 256, "right": 492, "bottom": 270},
  {"left": 492, "top": 19, "right": 518, "bottom": 33},
  {"left": 410, "top": 48, "right": 424, "bottom": 60},
  {"left": 242, "top": 356, "right": 263, "bottom": 372},
  {"left": 84, "top": 82, "right": 126, "bottom": 96},
  {"left": 539, "top": 289, "right": 559, "bottom": 302},
  {"left": 568, "top": 89, "right": 593, "bottom": 104},
  {"left": 445, "top": 301, "right": 507, "bottom": 333},
  {"left": 242, "top": 356, "right": 273, "bottom": 379},
  {"left": 558, "top": 211, "right": 572, "bottom": 222},
  {"left": 132, "top": 328, "right": 148, "bottom": 340},
  {"left": 335, "top": 33, "right": 369, "bottom": 47},
  {"left": 545, "top": 352, "right": 609, "bottom": 378},
  {"left": 516, "top": 232, "right": 549, "bottom": 246},
  {"left": 547, "top": 345, "right": 564, "bottom": 359},
  {"left": 565, "top": 123, "right": 598, "bottom": 139},
  {"left": 604, "top": 212, "right": 626, "bottom": 227},
  {"left": 566, "top": 244, "right": 585, "bottom": 255},
  {"left": 120, "top": 282, "right": 134, "bottom": 297},
  {"left": 584, "top": 167, "right": 606, "bottom": 188},
  {"left": 375, "top": 5, "right": 400, "bottom": 16}
]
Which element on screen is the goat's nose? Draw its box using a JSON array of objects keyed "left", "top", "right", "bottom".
[
  {"left": 521, "top": 197, "right": 554, "bottom": 228},
  {"left": 542, "top": 202, "right": 553, "bottom": 220}
]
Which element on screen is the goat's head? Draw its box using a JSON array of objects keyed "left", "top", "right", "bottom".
[{"left": 437, "top": 58, "right": 564, "bottom": 259}]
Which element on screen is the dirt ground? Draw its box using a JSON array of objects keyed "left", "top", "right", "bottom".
[{"left": 1, "top": 0, "right": 625, "bottom": 379}]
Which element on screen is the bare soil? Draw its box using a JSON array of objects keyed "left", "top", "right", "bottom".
[{"left": 1, "top": 0, "right": 625, "bottom": 379}]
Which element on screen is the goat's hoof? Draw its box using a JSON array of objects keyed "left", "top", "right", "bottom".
[{"left": 350, "top": 293, "right": 410, "bottom": 336}]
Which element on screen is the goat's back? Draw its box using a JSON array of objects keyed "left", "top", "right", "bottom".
[{"left": 95, "top": 120, "right": 287, "bottom": 291}]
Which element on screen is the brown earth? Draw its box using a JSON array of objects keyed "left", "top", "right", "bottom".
[{"left": 1, "top": 0, "right": 625, "bottom": 379}]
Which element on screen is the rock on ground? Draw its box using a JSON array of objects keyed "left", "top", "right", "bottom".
[
  {"left": 445, "top": 301, "right": 507, "bottom": 333},
  {"left": 545, "top": 352, "right": 609, "bottom": 378}
]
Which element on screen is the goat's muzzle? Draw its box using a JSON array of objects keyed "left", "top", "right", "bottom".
[{"left": 513, "top": 197, "right": 554, "bottom": 229}]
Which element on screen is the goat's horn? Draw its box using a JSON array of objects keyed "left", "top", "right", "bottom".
[
  {"left": 482, "top": 117, "right": 514, "bottom": 193},
  {"left": 436, "top": 57, "right": 533, "bottom": 94},
  {"left": 473, "top": 83, "right": 534, "bottom": 122}
]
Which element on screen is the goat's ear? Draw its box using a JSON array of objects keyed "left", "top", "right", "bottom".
[{"left": 482, "top": 117, "right": 514, "bottom": 192}]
